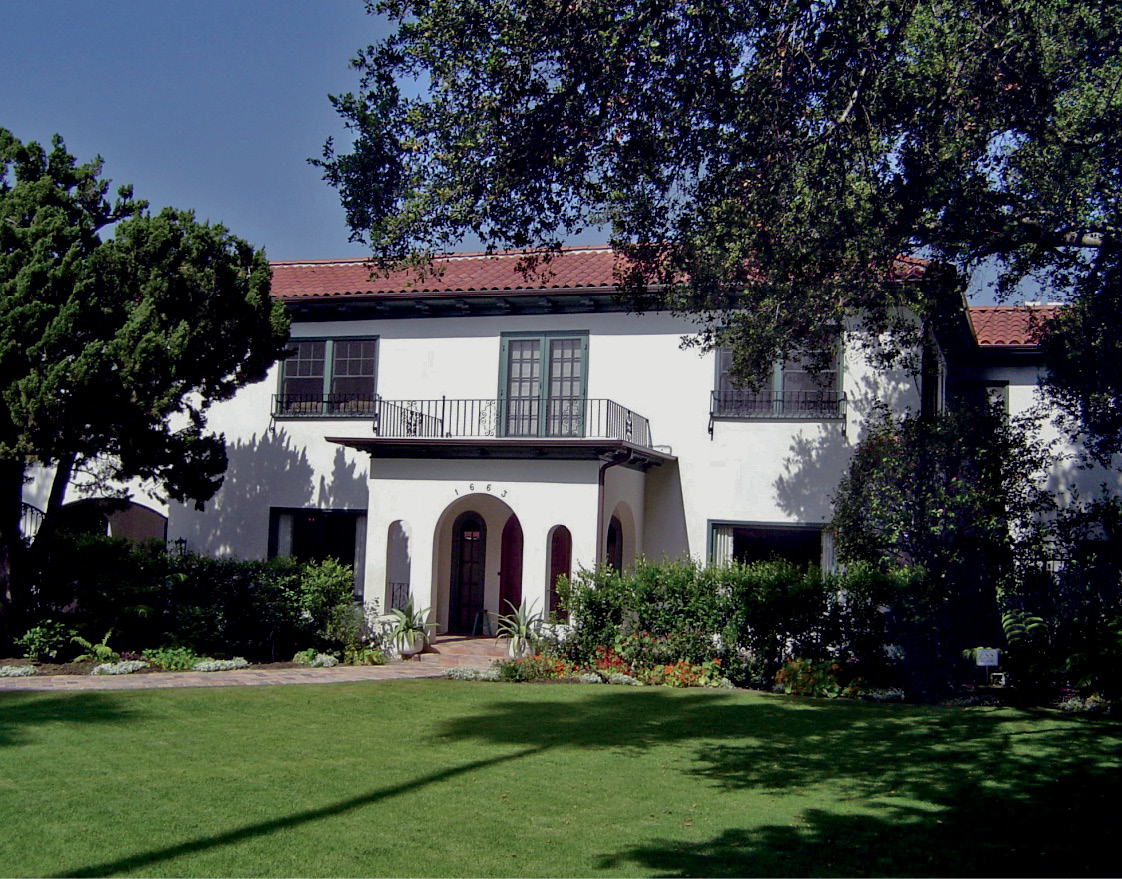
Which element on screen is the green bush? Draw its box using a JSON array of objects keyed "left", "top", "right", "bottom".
[
  {"left": 558, "top": 558, "right": 935, "bottom": 691},
  {"left": 14, "top": 621, "right": 76, "bottom": 662},
  {"left": 774, "top": 657, "right": 863, "bottom": 698},
  {"left": 22, "top": 533, "right": 363, "bottom": 661},
  {"left": 143, "top": 645, "right": 204, "bottom": 671}
]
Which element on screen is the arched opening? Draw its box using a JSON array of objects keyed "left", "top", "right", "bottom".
[
  {"left": 55, "top": 499, "right": 168, "bottom": 545},
  {"left": 605, "top": 515, "right": 623, "bottom": 572},
  {"left": 386, "top": 520, "right": 412, "bottom": 611},
  {"left": 499, "top": 514, "right": 524, "bottom": 613},
  {"left": 449, "top": 510, "right": 487, "bottom": 633},
  {"left": 548, "top": 525, "right": 572, "bottom": 620}
]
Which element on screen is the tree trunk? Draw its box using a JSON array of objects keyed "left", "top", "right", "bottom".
[
  {"left": 38, "top": 451, "right": 76, "bottom": 542},
  {"left": 0, "top": 459, "right": 27, "bottom": 647}
]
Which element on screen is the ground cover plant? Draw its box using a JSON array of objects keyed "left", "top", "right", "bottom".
[{"left": 1, "top": 680, "right": 1119, "bottom": 878}]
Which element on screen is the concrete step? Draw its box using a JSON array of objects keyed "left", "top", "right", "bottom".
[
  {"left": 388, "top": 635, "right": 511, "bottom": 669},
  {"left": 426, "top": 635, "right": 510, "bottom": 658}
]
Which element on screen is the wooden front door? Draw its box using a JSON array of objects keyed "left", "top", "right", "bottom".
[
  {"left": 450, "top": 511, "right": 486, "bottom": 633},
  {"left": 499, "top": 514, "right": 524, "bottom": 613}
]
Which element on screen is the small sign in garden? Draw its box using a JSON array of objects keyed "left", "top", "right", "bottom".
[{"left": 975, "top": 648, "right": 1000, "bottom": 667}]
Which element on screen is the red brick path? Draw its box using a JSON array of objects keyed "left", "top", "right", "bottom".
[{"left": 0, "top": 636, "right": 509, "bottom": 692}]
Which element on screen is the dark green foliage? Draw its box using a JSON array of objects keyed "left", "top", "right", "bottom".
[
  {"left": 1000, "top": 493, "right": 1122, "bottom": 699},
  {"left": 1039, "top": 253, "right": 1122, "bottom": 462},
  {"left": 13, "top": 620, "right": 75, "bottom": 662},
  {"left": 830, "top": 402, "right": 1058, "bottom": 697},
  {"left": 21, "top": 534, "right": 360, "bottom": 661},
  {"left": 322, "top": 0, "right": 1120, "bottom": 392},
  {"left": 560, "top": 560, "right": 725, "bottom": 672},
  {"left": 0, "top": 128, "right": 290, "bottom": 638},
  {"left": 561, "top": 558, "right": 908, "bottom": 690},
  {"left": 717, "top": 561, "right": 840, "bottom": 687},
  {"left": 142, "top": 645, "right": 204, "bottom": 671}
]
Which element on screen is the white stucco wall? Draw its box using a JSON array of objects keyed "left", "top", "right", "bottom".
[{"left": 151, "top": 308, "right": 927, "bottom": 598}]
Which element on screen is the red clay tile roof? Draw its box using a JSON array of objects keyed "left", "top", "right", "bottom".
[
  {"left": 270, "top": 247, "right": 621, "bottom": 301},
  {"left": 968, "top": 305, "right": 1060, "bottom": 348},
  {"left": 270, "top": 246, "right": 931, "bottom": 301}
]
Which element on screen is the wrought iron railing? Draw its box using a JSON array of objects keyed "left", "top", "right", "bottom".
[
  {"left": 272, "top": 393, "right": 376, "bottom": 418},
  {"left": 710, "top": 390, "right": 846, "bottom": 421},
  {"left": 372, "top": 397, "right": 653, "bottom": 447},
  {"left": 20, "top": 503, "right": 44, "bottom": 543},
  {"left": 388, "top": 581, "right": 411, "bottom": 612}
]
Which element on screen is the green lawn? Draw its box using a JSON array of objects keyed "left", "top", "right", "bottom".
[{"left": 1, "top": 681, "right": 1119, "bottom": 878}]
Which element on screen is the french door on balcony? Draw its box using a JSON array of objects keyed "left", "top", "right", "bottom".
[{"left": 500, "top": 332, "right": 588, "bottom": 437}]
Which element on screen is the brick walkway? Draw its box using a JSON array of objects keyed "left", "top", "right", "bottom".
[{"left": 0, "top": 636, "right": 508, "bottom": 692}]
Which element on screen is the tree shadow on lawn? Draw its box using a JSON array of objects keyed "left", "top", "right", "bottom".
[
  {"left": 597, "top": 762, "right": 1118, "bottom": 878},
  {"left": 45, "top": 686, "right": 1122, "bottom": 878},
  {"left": 56, "top": 745, "right": 547, "bottom": 879},
  {"left": 434, "top": 687, "right": 1122, "bottom": 877},
  {"left": 0, "top": 691, "right": 143, "bottom": 748}
]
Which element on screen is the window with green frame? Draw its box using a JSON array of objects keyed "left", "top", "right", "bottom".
[
  {"left": 275, "top": 337, "right": 377, "bottom": 416},
  {"left": 498, "top": 332, "right": 589, "bottom": 437},
  {"left": 713, "top": 346, "right": 843, "bottom": 419}
]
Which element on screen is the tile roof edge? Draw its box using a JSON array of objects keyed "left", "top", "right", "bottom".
[{"left": 270, "top": 245, "right": 616, "bottom": 268}]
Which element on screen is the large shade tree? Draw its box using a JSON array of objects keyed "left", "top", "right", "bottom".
[
  {"left": 319, "top": 0, "right": 1120, "bottom": 414},
  {"left": 0, "top": 129, "right": 290, "bottom": 635}
]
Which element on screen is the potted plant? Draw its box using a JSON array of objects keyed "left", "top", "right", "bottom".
[
  {"left": 389, "top": 599, "right": 431, "bottom": 658},
  {"left": 497, "top": 600, "right": 542, "bottom": 659}
]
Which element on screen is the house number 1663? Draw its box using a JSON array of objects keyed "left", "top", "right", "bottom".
[{"left": 453, "top": 483, "right": 507, "bottom": 497}]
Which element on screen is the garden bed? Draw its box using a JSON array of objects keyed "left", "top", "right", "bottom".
[{"left": 0, "top": 657, "right": 304, "bottom": 676}]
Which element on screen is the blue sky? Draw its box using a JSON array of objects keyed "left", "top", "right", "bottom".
[
  {"left": 3, "top": 1, "right": 1008, "bottom": 300},
  {"left": 3, "top": 0, "right": 383, "bottom": 261}
]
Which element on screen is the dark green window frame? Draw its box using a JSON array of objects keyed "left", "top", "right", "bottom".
[
  {"left": 498, "top": 332, "right": 590, "bottom": 437},
  {"left": 712, "top": 345, "right": 844, "bottom": 420},
  {"left": 274, "top": 336, "right": 378, "bottom": 418}
]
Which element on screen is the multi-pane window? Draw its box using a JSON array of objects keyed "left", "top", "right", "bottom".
[
  {"left": 501, "top": 333, "right": 588, "bottom": 437},
  {"left": 713, "top": 347, "right": 842, "bottom": 419},
  {"left": 276, "top": 338, "right": 376, "bottom": 416}
]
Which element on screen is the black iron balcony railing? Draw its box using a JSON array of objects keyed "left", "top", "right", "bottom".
[
  {"left": 710, "top": 389, "right": 846, "bottom": 421},
  {"left": 373, "top": 397, "right": 653, "bottom": 447},
  {"left": 273, "top": 393, "right": 376, "bottom": 418}
]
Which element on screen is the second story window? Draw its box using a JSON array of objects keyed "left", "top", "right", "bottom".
[
  {"left": 276, "top": 338, "right": 376, "bottom": 417},
  {"left": 713, "top": 347, "right": 843, "bottom": 420},
  {"left": 500, "top": 333, "right": 588, "bottom": 437}
]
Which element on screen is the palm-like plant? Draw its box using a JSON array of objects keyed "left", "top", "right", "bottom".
[
  {"left": 389, "top": 599, "right": 431, "bottom": 655},
  {"left": 497, "top": 600, "right": 543, "bottom": 658}
]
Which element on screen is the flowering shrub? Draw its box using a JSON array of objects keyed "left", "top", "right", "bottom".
[
  {"left": 496, "top": 654, "right": 578, "bottom": 682},
  {"left": 775, "top": 658, "right": 863, "bottom": 699},
  {"left": 592, "top": 645, "right": 632, "bottom": 678},
  {"left": 641, "top": 660, "right": 704, "bottom": 688}
]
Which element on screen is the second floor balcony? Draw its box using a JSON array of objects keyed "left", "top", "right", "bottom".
[{"left": 371, "top": 397, "right": 653, "bottom": 448}]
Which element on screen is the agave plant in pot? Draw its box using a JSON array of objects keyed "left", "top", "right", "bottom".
[
  {"left": 389, "top": 599, "right": 431, "bottom": 658},
  {"left": 497, "top": 600, "right": 543, "bottom": 659}
]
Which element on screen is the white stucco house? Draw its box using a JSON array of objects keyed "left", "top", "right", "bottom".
[{"left": 21, "top": 246, "right": 1110, "bottom": 635}]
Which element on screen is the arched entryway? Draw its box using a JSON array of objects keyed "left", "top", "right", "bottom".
[
  {"left": 449, "top": 511, "right": 487, "bottom": 633},
  {"left": 499, "top": 514, "right": 524, "bottom": 613}
]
